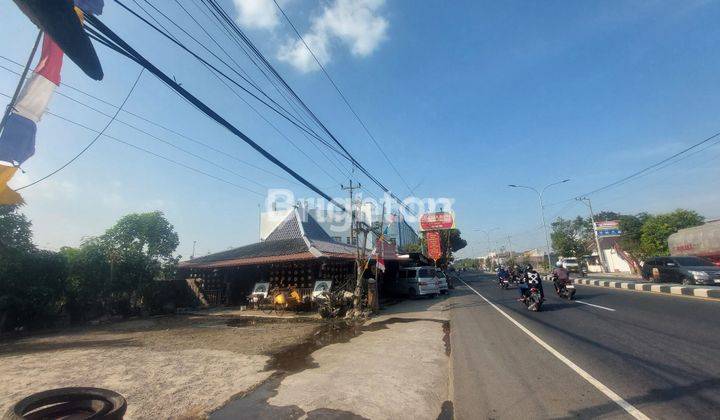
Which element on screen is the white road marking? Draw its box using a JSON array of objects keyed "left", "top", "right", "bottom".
[
  {"left": 575, "top": 300, "right": 616, "bottom": 312},
  {"left": 459, "top": 279, "right": 650, "bottom": 420}
]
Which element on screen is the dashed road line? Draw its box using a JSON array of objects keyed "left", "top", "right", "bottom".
[
  {"left": 459, "top": 279, "right": 650, "bottom": 420},
  {"left": 575, "top": 300, "right": 616, "bottom": 312}
]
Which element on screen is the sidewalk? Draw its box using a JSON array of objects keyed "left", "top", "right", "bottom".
[
  {"left": 574, "top": 278, "right": 720, "bottom": 299},
  {"left": 212, "top": 296, "right": 451, "bottom": 420}
]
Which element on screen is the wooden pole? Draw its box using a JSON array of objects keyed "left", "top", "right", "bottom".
[{"left": 0, "top": 30, "right": 42, "bottom": 134}]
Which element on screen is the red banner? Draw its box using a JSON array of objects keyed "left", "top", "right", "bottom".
[
  {"left": 420, "top": 212, "right": 455, "bottom": 231},
  {"left": 426, "top": 231, "right": 443, "bottom": 261}
]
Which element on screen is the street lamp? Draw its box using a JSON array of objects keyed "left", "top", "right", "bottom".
[{"left": 508, "top": 179, "right": 570, "bottom": 270}]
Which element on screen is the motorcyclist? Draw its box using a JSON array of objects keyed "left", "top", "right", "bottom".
[
  {"left": 552, "top": 261, "right": 571, "bottom": 292},
  {"left": 518, "top": 264, "right": 544, "bottom": 300},
  {"left": 497, "top": 265, "right": 509, "bottom": 283}
]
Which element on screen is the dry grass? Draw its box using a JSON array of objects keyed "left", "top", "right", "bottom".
[{"left": 0, "top": 312, "right": 320, "bottom": 419}]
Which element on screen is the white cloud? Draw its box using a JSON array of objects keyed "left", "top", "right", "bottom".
[
  {"left": 277, "top": 0, "right": 388, "bottom": 72},
  {"left": 233, "top": 0, "right": 280, "bottom": 30}
]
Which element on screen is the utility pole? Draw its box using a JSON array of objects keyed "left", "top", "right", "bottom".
[
  {"left": 342, "top": 180, "right": 365, "bottom": 314},
  {"left": 341, "top": 180, "right": 361, "bottom": 251},
  {"left": 369, "top": 202, "right": 386, "bottom": 313},
  {"left": 577, "top": 197, "right": 607, "bottom": 273},
  {"left": 506, "top": 236, "right": 513, "bottom": 261}
]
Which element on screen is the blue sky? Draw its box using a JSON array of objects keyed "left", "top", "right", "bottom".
[{"left": 2, "top": 0, "right": 719, "bottom": 259}]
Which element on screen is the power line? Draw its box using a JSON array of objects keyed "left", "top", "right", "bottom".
[
  {"left": 85, "top": 13, "right": 348, "bottom": 211},
  {"left": 155, "top": 1, "right": 351, "bottom": 183},
  {"left": 0, "top": 91, "right": 266, "bottom": 196},
  {"left": 272, "top": 0, "right": 416, "bottom": 195},
  {"left": 195, "top": 0, "right": 415, "bottom": 214},
  {"left": 110, "top": 0, "right": 349, "bottom": 160},
  {"left": 0, "top": 58, "right": 303, "bottom": 186},
  {"left": 545, "top": 129, "right": 720, "bottom": 207},
  {"left": 16, "top": 70, "right": 145, "bottom": 191}
]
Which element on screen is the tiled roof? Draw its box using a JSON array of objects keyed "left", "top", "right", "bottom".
[
  {"left": 264, "top": 211, "right": 303, "bottom": 242},
  {"left": 265, "top": 209, "right": 334, "bottom": 242},
  {"left": 180, "top": 209, "right": 356, "bottom": 268},
  {"left": 182, "top": 238, "right": 308, "bottom": 267}
]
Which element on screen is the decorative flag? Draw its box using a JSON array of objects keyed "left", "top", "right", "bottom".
[
  {"left": 0, "top": 34, "right": 63, "bottom": 166},
  {"left": 11, "top": 0, "right": 103, "bottom": 80},
  {"left": 74, "top": 0, "right": 104, "bottom": 15},
  {"left": 376, "top": 236, "right": 386, "bottom": 272},
  {"left": 0, "top": 165, "right": 23, "bottom": 205}
]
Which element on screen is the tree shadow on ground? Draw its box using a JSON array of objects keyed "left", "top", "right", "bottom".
[{"left": 0, "top": 338, "right": 141, "bottom": 356}]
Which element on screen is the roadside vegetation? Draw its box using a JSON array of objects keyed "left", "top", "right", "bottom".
[
  {"left": 0, "top": 205, "right": 193, "bottom": 332},
  {"left": 550, "top": 208, "right": 704, "bottom": 272}
]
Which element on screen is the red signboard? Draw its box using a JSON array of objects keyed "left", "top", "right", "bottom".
[
  {"left": 426, "top": 231, "right": 443, "bottom": 261},
  {"left": 420, "top": 212, "right": 455, "bottom": 231}
]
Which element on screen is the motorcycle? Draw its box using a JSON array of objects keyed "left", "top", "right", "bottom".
[
  {"left": 550, "top": 274, "right": 576, "bottom": 300},
  {"left": 556, "top": 282, "right": 576, "bottom": 300},
  {"left": 499, "top": 276, "right": 510, "bottom": 289},
  {"left": 520, "top": 274, "right": 543, "bottom": 311}
]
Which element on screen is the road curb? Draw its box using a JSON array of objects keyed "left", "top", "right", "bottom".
[{"left": 573, "top": 279, "right": 720, "bottom": 300}]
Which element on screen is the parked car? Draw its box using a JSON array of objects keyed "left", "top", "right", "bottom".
[
  {"left": 397, "top": 267, "right": 440, "bottom": 298},
  {"left": 435, "top": 269, "right": 449, "bottom": 294},
  {"left": 560, "top": 257, "right": 580, "bottom": 273},
  {"left": 641, "top": 256, "right": 720, "bottom": 285}
]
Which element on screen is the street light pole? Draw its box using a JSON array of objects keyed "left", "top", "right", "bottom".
[
  {"left": 576, "top": 196, "right": 607, "bottom": 273},
  {"left": 509, "top": 179, "right": 570, "bottom": 270}
]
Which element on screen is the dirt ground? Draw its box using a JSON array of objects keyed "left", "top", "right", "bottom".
[{"left": 0, "top": 311, "right": 321, "bottom": 419}]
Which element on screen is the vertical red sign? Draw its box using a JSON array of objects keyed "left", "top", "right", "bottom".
[{"left": 426, "top": 231, "right": 443, "bottom": 261}]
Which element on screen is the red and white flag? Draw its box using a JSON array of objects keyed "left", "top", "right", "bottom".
[{"left": 0, "top": 34, "right": 63, "bottom": 167}]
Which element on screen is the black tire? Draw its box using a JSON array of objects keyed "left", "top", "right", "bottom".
[
  {"left": 409, "top": 288, "right": 418, "bottom": 299},
  {"left": 681, "top": 276, "right": 694, "bottom": 285},
  {"left": 5, "top": 387, "right": 127, "bottom": 420}
]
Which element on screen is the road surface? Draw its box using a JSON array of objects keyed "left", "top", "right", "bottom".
[{"left": 449, "top": 272, "right": 720, "bottom": 419}]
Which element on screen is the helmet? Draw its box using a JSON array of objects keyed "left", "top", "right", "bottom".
[
  {"left": 556, "top": 261, "right": 563, "bottom": 268},
  {"left": 525, "top": 264, "right": 533, "bottom": 271}
]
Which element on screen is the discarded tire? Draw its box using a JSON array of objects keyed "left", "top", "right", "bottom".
[{"left": 3, "top": 387, "right": 126, "bottom": 420}]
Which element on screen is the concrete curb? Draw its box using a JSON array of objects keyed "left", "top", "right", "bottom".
[{"left": 573, "top": 279, "right": 720, "bottom": 300}]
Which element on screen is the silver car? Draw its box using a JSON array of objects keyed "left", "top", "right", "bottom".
[
  {"left": 435, "top": 269, "right": 449, "bottom": 294},
  {"left": 399, "top": 267, "right": 440, "bottom": 298}
]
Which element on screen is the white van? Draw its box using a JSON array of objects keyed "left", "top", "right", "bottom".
[
  {"left": 561, "top": 257, "right": 580, "bottom": 272},
  {"left": 398, "top": 267, "right": 440, "bottom": 298}
]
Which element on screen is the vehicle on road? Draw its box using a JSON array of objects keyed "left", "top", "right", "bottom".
[
  {"left": 554, "top": 280, "right": 576, "bottom": 300},
  {"left": 519, "top": 271, "right": 544, "bottom": 311},
  {"left": 398, "top": 267, "right": 440, "bottom": 298},
  {"left": 435, "top": 269, "right": 449, "bottom": 294},
  {"left": 560, "top": 257, "right": 580, "bottom": 273},
  {"left": 641, "top": 256, "right": 720, "bottom": 285},
  {"left": 521, "top": 283, "right": 543, "bottom": 311}
]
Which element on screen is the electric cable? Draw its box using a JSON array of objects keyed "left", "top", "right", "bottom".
[
  {"left": 15, "top": 70, "right": 145, "bottom": 191},
  {"left": 272, "top": 0, "right": 415, "bottom": 195}
]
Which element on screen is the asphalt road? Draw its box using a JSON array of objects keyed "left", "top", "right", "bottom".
[{"left": 449, "top": 271, "right": 720, "bottom": 419}]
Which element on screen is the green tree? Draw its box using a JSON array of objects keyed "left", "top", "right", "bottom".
[
  {"left": 1, "top": 206, "right": 68, "bottom": 330},
  {"left": 639, "top": 209, "right": 704, "bottom": 257},
  {"left": 0, "top": 205, "right": 35, "bottom": 253},
  {"left": 100, "top": 211, "right": 179, "bottom": 263},
  {"left": 551, "top": 216, "right": 591, "bottom": 259}
]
